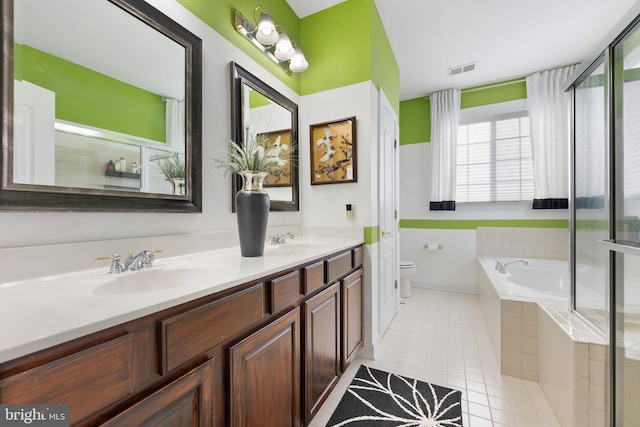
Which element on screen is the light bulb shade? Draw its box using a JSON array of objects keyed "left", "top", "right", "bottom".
[
  {"left": 289, "top": 47, "right": 308, "bottom": 73},
  {"left": 255, "top": 11, "right": 278, "bottom": 45},
  {"left": 274, "top": 31, "right": 294, "bottom": 61}
]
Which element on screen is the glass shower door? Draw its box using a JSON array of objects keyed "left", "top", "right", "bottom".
[
  {"left": 612, "top": 20, "right": 640, "bottom": 426},
  {"left": 573, "top": 56, "right": 610, "bottom": 332}
]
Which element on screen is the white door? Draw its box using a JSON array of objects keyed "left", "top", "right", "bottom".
[
  {"left": 378, "top": 89, "right": 399, "bottom": 336},
  {"left": 13, "top": 80, "right": 56, "bottom": 185}
]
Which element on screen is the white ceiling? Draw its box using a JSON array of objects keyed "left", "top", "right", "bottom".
[{"left": 287, "top": 0, "right": 639, "bottom": 100}]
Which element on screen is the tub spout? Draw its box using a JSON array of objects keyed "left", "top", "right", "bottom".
[{"left": 495, "top": 259, "right": 529, "bottom": 273}]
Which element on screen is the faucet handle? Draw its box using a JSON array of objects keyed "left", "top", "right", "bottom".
[
  {"left": 95, "top": 254, "right": 125, "bottom": 274},
  {"left": 141, "top": 249, "right": 162, "bottom": 268}
]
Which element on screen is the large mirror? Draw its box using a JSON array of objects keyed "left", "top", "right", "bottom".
[
  {"left": 230, "top": 62, "right": 299, "bottom": 211},
  {"left": 1, "top": 0, "right": 202, "bottom": 212}
]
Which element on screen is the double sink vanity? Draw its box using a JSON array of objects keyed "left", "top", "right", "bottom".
[
  {"left": 0, "top": 236, "right": 364, "bottom": 426},
  {"left": 0, "top": 0, "right": 362, "bottom": 424}
]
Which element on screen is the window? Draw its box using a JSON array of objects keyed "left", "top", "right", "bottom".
[{"left": 456, "top": 109, "right": 533, "bottom": 203}]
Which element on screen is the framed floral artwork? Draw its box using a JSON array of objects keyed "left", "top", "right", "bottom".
[
  {"left": 310, "top": 116, "right": 357, "bottom": 185},
  {"left": 257, "top": 129, "right": 293, "bottom": 187}
]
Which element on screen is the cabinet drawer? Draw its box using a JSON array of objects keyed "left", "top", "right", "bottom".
[
  {"left": 326, "top": 251, "right": 352, "bottom": 283},
  {"left": 160, "top": 284, "right": 265, "bottom": 373},
  {"left": 0, "top": 334, "right": 134, "bottom": 425},
  {"left": 303, "top": 261, "right": 325, "bottom": 295},
  {"left": 353, "top": 246, "right": 363, "bottom": 268},
  {"left": 271, "top": 270, "right": 301, "bottom": 313}
]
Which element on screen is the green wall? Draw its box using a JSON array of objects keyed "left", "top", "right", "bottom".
[
  {"left": 399, "top": 78, "right": 527, "bottom": 145},
  {"left": 399, "top": 97, "right": 430, "bottom": 145},
  {"left": 400, "top": 219, "right": 568, "bottom": 230},
  {"left": 249, "top": 90, "right": 272, "bottom": 108},
  {"left": 369, "top": 1, "right": 400, "bottom": 113},
  {"left": 300, "top": 0, "right": 399, "bottom": 113},
  {"left": 175, "top": 0, "right": 399, "bottom": 113},
  {"left": 300, "top": 0, "right": 370, "bottom": 96},
  {"left": 15, "top": 44, "right": 165, "bottom": 142}
]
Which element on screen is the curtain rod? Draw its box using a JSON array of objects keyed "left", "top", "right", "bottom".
[{"left": 424, "top": 77, "right": 526, "bottom": 100}]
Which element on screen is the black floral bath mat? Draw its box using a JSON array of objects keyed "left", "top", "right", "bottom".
[{"left": 326, "top": 365, "right": 463, "bottom": 426}]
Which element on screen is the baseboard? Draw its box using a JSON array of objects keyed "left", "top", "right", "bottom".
[{"left": 359, "top": 332, "right": 381, "bottom": 360}]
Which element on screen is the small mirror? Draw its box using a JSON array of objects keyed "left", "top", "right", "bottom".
[
  {"left": 1, "top": 0, "right": 202, "bottom": 212},
  {"left": 230, "top": 62, "right": 299, "bottom": 211}
]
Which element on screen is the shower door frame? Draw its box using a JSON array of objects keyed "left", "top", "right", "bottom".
[{"left": 568, "top": 7, "right": 640, "bottom": 425}]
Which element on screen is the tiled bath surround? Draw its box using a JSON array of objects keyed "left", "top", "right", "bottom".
[
  {"left": 476, "top": 227, "right": 569, "bottom": 260},
  {"left": 501, "top": 300, "right": 539, "bottom": 381},
  {"left": 477, "top": 226, "right": 609, "bottom": 427},
  {"left": 538, "top": 308, "right": 608, "bottom": 427},
  {"left": 478, "top": 261, "right": 608, "bottom": 427}
]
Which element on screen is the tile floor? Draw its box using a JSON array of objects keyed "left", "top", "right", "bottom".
[{"left": 309, "top": 288, "right": 562, "bottom": 427}]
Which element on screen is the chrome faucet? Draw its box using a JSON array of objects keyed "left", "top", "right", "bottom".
[
  {"left": 270, "top": 232, "right": 295, "bottom": 245},
  {"left": 96, "top": 250, "right": 162, "bottom": 273},
  {"left": 495, "top": 259, "right": 528, "bottom": 273},
  {"left": 124, "top": 250, "right": 157, "bottom": 271}
]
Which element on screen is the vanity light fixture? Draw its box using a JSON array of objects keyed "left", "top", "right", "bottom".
[
  {"left": 234, "top": 6, "right": 308, "bottom": 75},
  {"left": 289, "top": 46, "right": 309, "bottom": 73},
  {"left": 255, "top": 9, "right": 278, "bottom": 45},
  {"left": 274, "top": 31, "right": 294, "bottom": 61}
]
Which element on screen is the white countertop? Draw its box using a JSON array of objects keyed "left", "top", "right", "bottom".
[{"left": 0, "top": 237, "right": 363, "bottom": 364}]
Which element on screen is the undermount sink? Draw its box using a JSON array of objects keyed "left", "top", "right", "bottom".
[{"left": 92, "top": 267, "right": 215, "bottom": 295}]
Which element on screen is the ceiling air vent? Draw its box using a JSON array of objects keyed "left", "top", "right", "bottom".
[{"left": 448, "top": 62, "right": 476, "bottom": 76}]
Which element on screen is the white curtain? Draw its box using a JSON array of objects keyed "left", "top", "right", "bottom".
[
  {"left": 165, "top": 98, "right": 185, "bottom": 151},
  {"left": 429, "top": 88, "right": 461, "bottom": 210},
  {"left": 526, "top": 65, "right": 577, "bottom": 208}
]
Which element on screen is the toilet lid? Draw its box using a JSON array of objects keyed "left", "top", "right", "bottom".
[{"left": 400, "top": 260, "right": 415, "bottom": 268}]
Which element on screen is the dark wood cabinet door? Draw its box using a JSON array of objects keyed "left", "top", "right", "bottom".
[
  {"left": 304, "top": 282, "right": 340, "bottom": 424},
  {"left": 101, "top": 359, "right": 214, "bottom": 427},
  {"left": 342, "top": 269, "right": 363, "bottom": 371},
  {"left": 230, "top": 307, "right": 301, "bottom": 427}
]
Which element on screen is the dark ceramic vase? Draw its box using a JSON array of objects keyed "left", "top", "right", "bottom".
[{"left": 235, "top": 171, "right": 270, "bottom": 257}]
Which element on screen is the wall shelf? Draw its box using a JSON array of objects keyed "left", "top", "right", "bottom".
[{"left": 105, "top": 170, "right": 141, "bottom": 180}]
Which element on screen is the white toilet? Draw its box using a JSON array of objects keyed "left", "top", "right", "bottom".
[{"left": 399, "top": 260, "right": 416, "bottom": 298}]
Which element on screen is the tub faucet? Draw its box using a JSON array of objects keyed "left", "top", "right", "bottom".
[
  {"left": 495, "top": 259, "right": 528, "bottom": 274},
  {"left": 270, "top": 233, "right": 295, "bottom": 245}
]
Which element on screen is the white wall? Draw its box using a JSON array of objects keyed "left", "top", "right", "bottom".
[
  {"left": 399, "top": 141, "right": 568, "bottom": 294},
  {"left": 0, "top": 0, "right": 303, "bottom": 250},
  {"left": 300, "top": 81, "right": 382, "bottom": 357},
  {"left": 300, "top": 81, "right": 377, "bottom": 230}
]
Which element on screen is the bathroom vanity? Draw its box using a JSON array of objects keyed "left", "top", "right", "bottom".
[{"left": 0, "top": 239, "right": 363, "bottom": 426}]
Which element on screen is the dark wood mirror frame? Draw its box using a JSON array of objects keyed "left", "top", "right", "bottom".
[
  {"left": 230, "top": 62, "right": 299, "bottom": 212},
  {"left": 0, "top": 0, "right": 202, "bottom": 212}
]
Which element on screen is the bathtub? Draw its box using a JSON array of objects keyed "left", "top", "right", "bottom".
[
  {"left": 477, "top": 255, "right": 608, "bottom": 427},
  {"left": 480, "top": 257, "right": 569, "bottom": 300}
]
